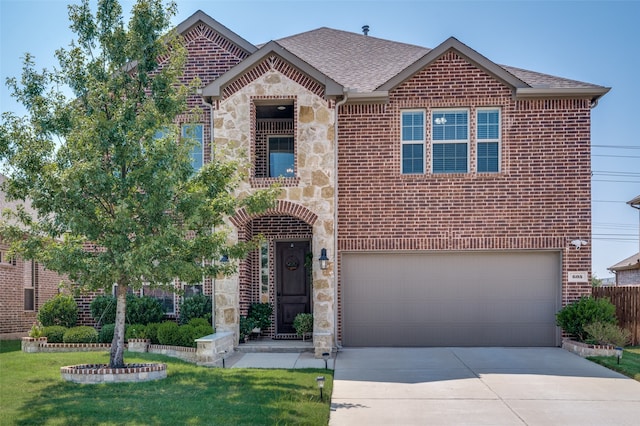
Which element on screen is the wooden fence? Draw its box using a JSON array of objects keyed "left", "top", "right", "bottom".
[{"left": 593, "top": 286, "right": 640, "bottom": 346}]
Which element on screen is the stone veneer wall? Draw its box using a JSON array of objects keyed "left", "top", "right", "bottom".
[{"left": 213, "top": 59, "right": 336, "bottom": 356}]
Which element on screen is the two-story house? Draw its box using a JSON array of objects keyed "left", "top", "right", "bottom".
[{"left": 112, "top": 10, "right": 609, "bottom": 355}]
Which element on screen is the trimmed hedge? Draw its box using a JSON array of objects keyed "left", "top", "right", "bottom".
[
  {"left": 98, "top": 324, "right": 115, "bottom": 343},
  {"left": 156, "top": 320, "right": 213, "bottom": 347},
  {"left": 157, "top": 321, "right": 180, "bottom": 346},
  {"left": 42, "top": 325, "right": 68, "bottom": 343},
  {"left": 179, "top": 295, "right": 212, "bottom": 325},
  {"left": 90, "top": 294, "right": 165, "bottom": 326},
  {"left": 63, "top": 326, "right": 98, "bottom": 343},
  {"left": 38, "top": 294, "right": 78, "bottom": 328}
]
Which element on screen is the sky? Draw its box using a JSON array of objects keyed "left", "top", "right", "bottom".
[{"left": 1, "top": 0, "right": 639, "bottom": 279}]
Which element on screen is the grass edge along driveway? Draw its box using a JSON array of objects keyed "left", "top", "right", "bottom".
[
  {"left": 588, "top": 346, "right": 640, "bottom": 382},
  {"left": 0, "top": 340, "right": 332, "bottom": 425}
]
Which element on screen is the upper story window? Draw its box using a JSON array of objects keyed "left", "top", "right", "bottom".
[
  {"left": 476, "top": 108, "right": 500, "bottom": 173},
  {"left": 401, "top": 110, "right": 425, "bottom": 174},
  {"left": 432, "top": 109, "right": 468, "bottom": 174},
  {"left": 182, "top": 124, "right": 204, "bottom": 172},
  {"left": 254, "top": 101, "right": 295, "bottom": 180},
  {"left": 268, "top": 136, "right": 295, "bottom": 177}
]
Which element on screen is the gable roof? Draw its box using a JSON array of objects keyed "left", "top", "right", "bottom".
[
  {"left": 609, "top": 252, "right": 640, "bottom": 272},
  {"left": 201, "top": 40, "right": 344, "bottom": 100},
  {"left": 176, "top": 10, "right": 257, "bottom": 55},
  {"left": 275, "top": 27, "right": 428, "bottom": 93},
  {"left": 276, "top": 28, "right": 609, "bottom": 102},
  {"left": 0, "top": 174, "right": 37, "bottom": 227},
  {"left": 628, "top": 194, "right": 640, "bottom": 208},
  {"left": 179, "top": 12, "right": 609, "bottom": 103}
]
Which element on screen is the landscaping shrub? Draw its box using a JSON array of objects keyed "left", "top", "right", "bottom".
[
  {"left": 293, "top": 313, "right": 313, "bottom": 337},
  {"left": 127, "top": 295, "right": 165, "bottom": 325},
  {"left": 177, "top": 325, "right": 196, "bottom": 347},
  {"left": 37, "top": 294, "right": 78, "bottom": 328},
  {"left": 63, "top": 326, "right": 98, "bottom": 343},
  {"left": 90, "top": 294, "right": 165, "bottom": 325},
  {"left": 584, "top": 322, "right": 631, "bottom": 347},
  {"left": 193, "top": 325, "right": 213, "bottom": 340},
  {"left": 125, "top": 324, "right": 147, "bottom": 340},
  {"left": 248, "top": 303, "right": 273, "bottom": 331},
  {"left": 157, "top": 321, "right": 180, "bottom": 346},
  {"left": 179, "top": 295, "right": 212, "bottom": 325},
  {"left": 556, "top": 296, "right": 617, "bottom": 342},
  {"left": 90, "top": 295, "right": 116, "bottom": 325},
  {"left": 144, "top": 322, "right": 161, "bottom": 344},
  {"left": 42, "top": 325, "right": 68, "bottom": 343},
  {"left": 98, "top": 324, "right": 116, "bottom": 343},
  {"left": 187, "top": 318, "right": 211, "bottom": 328}
]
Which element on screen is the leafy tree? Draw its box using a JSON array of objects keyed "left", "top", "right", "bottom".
[{"left": 0, "top": 0, "right": 277, "bottom": 367}]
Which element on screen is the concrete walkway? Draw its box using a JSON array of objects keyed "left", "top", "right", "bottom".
[
  {"left": 226, "top": 351, "right": 335, "bottom": 369},
  {"left": 329, "top": 347, "right": 640, "bottom": 426}
]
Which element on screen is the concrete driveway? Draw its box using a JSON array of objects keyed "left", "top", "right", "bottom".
[{"left": 330, "top": 347, "right": 640, "bottom": 425}]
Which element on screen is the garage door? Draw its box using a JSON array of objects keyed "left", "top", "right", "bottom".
[{"left": 342, "top": 251, "right": 561, "bottom": 347}]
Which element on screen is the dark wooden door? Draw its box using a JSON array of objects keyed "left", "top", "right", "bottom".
[{"left": 276, "top": 241, "right": 311, "bottom": 334}]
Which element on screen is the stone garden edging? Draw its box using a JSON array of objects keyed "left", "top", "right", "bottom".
[
  {"left": 22, "top": 332, "right": 235, "bottom": 367},
  {"left": 60, "top": 363, "right": 167, "bottom": 384},
  {"left": 562, "top": 339, "right": 620, "bottom": 357}
]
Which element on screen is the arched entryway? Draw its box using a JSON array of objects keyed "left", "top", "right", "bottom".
[{"left": 232, "top": 201, "right": 317, "bottom": 339}]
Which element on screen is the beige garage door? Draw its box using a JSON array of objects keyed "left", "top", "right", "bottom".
[{"left": 342, "top": 251, "right": 561, "bottom": 347}]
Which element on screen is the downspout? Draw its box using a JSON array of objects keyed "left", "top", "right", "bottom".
[
  {"left": 200, "top": 90, "right": 217, "bottom": 327},
  {"left": 333, "top": 90, "right": 348, "bottom": 351}
]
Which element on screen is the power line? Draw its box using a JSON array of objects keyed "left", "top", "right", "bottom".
[
  {"left": 592, "top": 171, "right": 640, "bottom": 177},
  {"left": 592, "top": 179, "right": 640, "bottom": 183},
  {"left": 593, "top": 154, "right": 640, "bottom": 159},
  {"left": 592, "top": 145, "right": 640, "bottom": 149}
]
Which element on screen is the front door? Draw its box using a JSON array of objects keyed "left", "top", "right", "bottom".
[{"left": 276, "top": 241, "right": 311, "bottom": 334}]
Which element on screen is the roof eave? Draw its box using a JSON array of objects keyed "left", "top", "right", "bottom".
[
  {"left": 516, "top": 87, "right": 611, "bottom": 102},
  {"left": 344, "top": 91, "right": 389, "bottom": 104},
  {"left": 378, "top": 36, "right": 528, "bottom": 92},
  {"left": 627, "top": 194, "right": 640, "bottom": 208},
  {"left": 202, "top": 41, "right": 344, "bottom": 100}
]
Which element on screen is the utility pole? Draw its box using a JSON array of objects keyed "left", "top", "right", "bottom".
[{"left": 628, "top": 195, "right": 640, "bottom": 253}]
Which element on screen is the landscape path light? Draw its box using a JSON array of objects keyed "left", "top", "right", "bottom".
[{"left": 316, "top": 376, "right": 325, "bottom": 401}]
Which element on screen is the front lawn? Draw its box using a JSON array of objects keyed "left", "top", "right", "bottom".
[
  {"left": 0, "top": 340, "right": 332, "bottom": 425},
  {"left": 588, "top": 347, "right": 640, "bottom": 382}
]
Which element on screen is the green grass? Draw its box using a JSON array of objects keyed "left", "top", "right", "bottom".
[
  {"left": 588, "top": 347, "right": 640, "bottom": 382},
  {"left": 0, "top": 340, "right": 332, "bottom": 425}
]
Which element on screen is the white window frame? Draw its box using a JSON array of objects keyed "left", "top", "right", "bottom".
[
  {"left": 476, "top": 107, "right": 501, "bottom": 173},
  {"left": 431, "top": 108, "right": 469, "bottom": 174},
  {"left": 400, "top": 109, "right": 426, "bottom": 174},
  {"left": 181, "top": 124, "right": 204, "bottom": 172}
]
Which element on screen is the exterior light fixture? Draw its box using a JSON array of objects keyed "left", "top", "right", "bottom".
[
  {"left": 616, "top": 347, "right": 623, "bottom": 364},
  {"left": 277, "top": 105, "right": 286, "bottom": 111},
  {"left": 319, "top": 248, "right": 329, "bottom": 270},
  {"left": 322, "top": 352, "right": 330, "bottom": 369},
  {"left": 316, "top": 376, "right": 325, "bottom": 400}
]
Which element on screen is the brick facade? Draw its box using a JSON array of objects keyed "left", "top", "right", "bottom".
[
  {"left": 0, "top": 243, "right": 64, "bottom": 338},
  {"left": 2, "top": 13, "right": 603, "bottom": 351},
  {"left": 335, "top": 51, "right": 593, "bottom": 341}
]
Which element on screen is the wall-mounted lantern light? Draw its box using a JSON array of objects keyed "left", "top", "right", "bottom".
[{"left": 319, "top": 248, "right": 329, "bottom": 270}]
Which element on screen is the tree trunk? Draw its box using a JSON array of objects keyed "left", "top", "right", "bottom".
[{"left": 110, "top": 283, "right": 128, "bottom": 368}]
